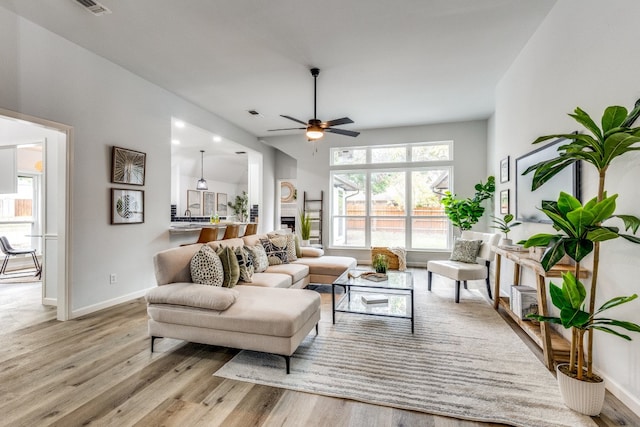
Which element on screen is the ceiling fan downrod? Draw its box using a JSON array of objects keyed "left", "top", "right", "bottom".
[{"left": 310, "top": 68, "right": 320, "bottom": 120}]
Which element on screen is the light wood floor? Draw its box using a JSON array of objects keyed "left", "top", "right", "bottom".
[{"left": 1, "top": 270, "right": 638, "bottom": 427}]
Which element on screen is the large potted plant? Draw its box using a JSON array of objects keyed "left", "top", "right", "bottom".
[
  {"left": 441, "top": 176, "right": 495, "bottom": 232},
  {"left": 520, "top": 100, "right": 640, "bottom": 414},
  {"left": 228, "top": 191, "right": 249, "bottom": 222}
]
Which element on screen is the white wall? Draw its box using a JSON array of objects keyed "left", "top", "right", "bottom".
[
  {"left": 265, "top": 119, "right": 489, "bottom": 265},
  {"left": 0, "top": 8, "right": 276, "bottom": 313},
  {"left": 491, "top": 0, "right": 640, "bottom": 414}
]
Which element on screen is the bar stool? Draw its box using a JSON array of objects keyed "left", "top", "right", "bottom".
[
  {"left": 222, "top": 224, "right": 240, "bottom": 240},
  {"left": 179, "top": 228, "right": 219, "bottom": 247},
  {"left": 243, "top": 223, "right": 258, "bottom": 236},
  {"left": 0, "top": 236, "right": 42, "bottom": 278}
]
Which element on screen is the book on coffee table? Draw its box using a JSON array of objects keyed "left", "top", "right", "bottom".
[{"left": 361, "top": 294, "right": 389, "bottom": 304}]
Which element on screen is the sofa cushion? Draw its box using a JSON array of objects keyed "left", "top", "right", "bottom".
[
  {"left": 449, "top": 238, "right": 482, "bottom": 263},
  {"left": 294, "top": 255, "right": 357, "bottom": 277},
  {"left": 260, "top": 236, "right": 289, "bottom": 265},
  {"left": 146, "top": 283, "right": 238, "bottom": 311},
  {"left": 147, "top": 286, "right": 320, "bottom": 337},
  {"left": 266, "top": 263, "right": 310, "bottom": 284},
  {"left": 190, "top": 245, "right": 224, "bottom": 287},
  {"left": 235, "top": 246, "right": 254, "bottom": 283},
  {"left": 209, "top": 238, "right": 244, "bottom": 250},
  {"left": 216, "top": 246, "right": 240, "bottom": 288},
  {"left": 301, "top": 247, "right": 324, "bottom": 257},
  {"left": 154, "top": 244, "right": 203, "bottom": 286},
  {"left": 245, "top": 244, "right": 269, "bottom": 272},
  {"left": 245, "top": 272, "right": 292, "bottom": 288}
]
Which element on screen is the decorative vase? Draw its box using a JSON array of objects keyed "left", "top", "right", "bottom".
[{"left": 556, "top": 363, "right": 605, "bottom": 416}]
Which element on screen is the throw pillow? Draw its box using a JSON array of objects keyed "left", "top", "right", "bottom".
[
  {"left": 190, "top": 245, "right": 224, "bottom": 287},
  {"left": 216, "top": 246, "right": 240, "bottom": 288},
  {"left": 268, "top": 232, "right": 297, "bottom": 261},
  {"left": 294, "top": 234, "right": 302, "bottom": 259},
  {"left": 260, "top": 236, "right": 289, "bottom": 266},
  {"left": 246, "top": 244, "right": 269, "bottom": 273},
  {"left": 235, "top": 246, "right": 254, "bottom": 283},
  {"left": 449, "top": 239, "right": 483, "bottom": 263}
]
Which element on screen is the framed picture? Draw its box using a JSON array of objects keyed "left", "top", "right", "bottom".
[
  {"left": 216, "top": 193, "right": 228, "bottom": 216},
  {"left": 112, "top": 146, "right": 146, "bottom": 186},
  {"left": 203, "top": 191, "right": 216, "bottom": 217},
  {"left": 500, "top": 156, "right": 510, "bottom": 183},
  {"left": 500, "top": 189, "right": 510, "bottom": 214},
  {"left": 111, "top": 188, "right": 144, "bottom": 224},
  {"left": 187, "top": 190, "right": 202, "bottom": 216}
]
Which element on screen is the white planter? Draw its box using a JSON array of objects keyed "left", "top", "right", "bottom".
[
  {"left": 301, "top": 239, "right": 310, "bottom": 247},
  {"left": 556, "top": 364, "right": 605, "bottom": 416},
  {"left": 501, "top": 238, "right": 513, "bottom": 246}
]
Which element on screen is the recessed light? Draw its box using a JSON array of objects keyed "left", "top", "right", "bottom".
[
  {"left": 174, "top": 120, "right": 185, "bottom": 128},
  {"left": 172, "top": 139, "right": 180, "bottom": 145},
  {"left": 213, "top": 136, "right": 222, "bottom": 142}
]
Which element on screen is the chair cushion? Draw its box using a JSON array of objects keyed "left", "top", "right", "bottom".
[
  {"left": 427, "top": 260, "right": 487, "bottom": 281},
  {"left": 190, "top": 245, "right": 224, "bottom": 287},
  {"left": 450, "top": 239, "right": 482, "bottom": 263}
]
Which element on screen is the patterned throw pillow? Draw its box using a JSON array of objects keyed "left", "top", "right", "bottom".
[
  {"left": 260, "top": 236, "right": 289, "bottom": 266},
  {"left": 268, "top": 232, "right": 297, "bottom": 261},
  {"left": 216, "top": 246, "right": 240, "bottom": 288},
  {"left": 449, "top": 239, "right": 483, "bottom": 263},
  {"left": 246, "top": 244, "right": 269, "bottom": 273},
  {"left": 190, "top": 245, "right": 224, "bottom": 286},
  {"left": 235, "top": 246, "right": 254, "bottom": 283}
]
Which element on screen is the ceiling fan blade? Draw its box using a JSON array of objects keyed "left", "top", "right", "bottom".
[
  {"left": 323, "top": 117, "right": 354, "bottom": 127},
  {"left": 326, "top": 128, "right": 360, "bottom": 137},
  {"left": 280, "top": 115, "right": 308, "bottom": 125},
  {"left": 268, "top": 127, "right": 306, "bottom": 131}
]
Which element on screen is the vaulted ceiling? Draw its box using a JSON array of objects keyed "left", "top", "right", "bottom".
[{"left": 0, "top": 0, "right": 557, "bottom": 139}]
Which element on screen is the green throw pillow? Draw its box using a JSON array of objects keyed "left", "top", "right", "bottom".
[{"left": 216, "top": 246, "right": 240, "bottom": 287}]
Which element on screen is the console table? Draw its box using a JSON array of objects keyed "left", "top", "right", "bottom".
[{"left": 492, "top": 246, "right": 589, "bottom": 370}]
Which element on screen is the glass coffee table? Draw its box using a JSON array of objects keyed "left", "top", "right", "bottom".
[{"left": 332, "top": 269, "right": 414, "bottom": 333}]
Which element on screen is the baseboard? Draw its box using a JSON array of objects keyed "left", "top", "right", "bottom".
[
  {"left": 600, "top": 371, "right": 640, "bottom": 417},
  {"left": 71, "top": 287, "right": 152, "bottom": 318},
  {"left": 43, "top": 297, "right": 57, "bottom": 306}
]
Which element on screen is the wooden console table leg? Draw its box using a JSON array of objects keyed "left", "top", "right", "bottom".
[
  {"left": 493, "top": 254, "right": 502, "bottom": 310},
  {"left": 536, "top": 273, "right": 554, "bottom": 370}
]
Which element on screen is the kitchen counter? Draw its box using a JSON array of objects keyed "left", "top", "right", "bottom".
[{"left": 168, "top": 222, "right": 246, "bottom": 234}]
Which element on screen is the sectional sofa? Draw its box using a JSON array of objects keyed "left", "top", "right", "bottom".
[{"left": 146, "top": 232, "right": 357, "bottom": 372}]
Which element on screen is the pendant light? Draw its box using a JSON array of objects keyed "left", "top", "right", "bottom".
[{"left": 196, "top": 150, "right": 208, "bottom": 190}]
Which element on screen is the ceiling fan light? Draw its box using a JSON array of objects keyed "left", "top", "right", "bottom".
[{"left": 306, "top": 125, "right": 324, "bottom": 140}]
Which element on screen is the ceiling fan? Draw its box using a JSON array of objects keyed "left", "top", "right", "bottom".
[{"left": 268, "top": 68, "right": 360, "bottom": 140}]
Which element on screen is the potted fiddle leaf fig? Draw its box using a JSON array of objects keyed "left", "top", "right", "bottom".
[
  {"left": 228, "top": 191, "right": 249, "bottom": 222},
  {"left": 520, "top": 99, "right": 640, "bottom": 415},
  {"left": 441, "top": 176, "right": 495, "bottom": 232},
  {"left": 490, "top": 213, "right": 521, "bottom": 245}
]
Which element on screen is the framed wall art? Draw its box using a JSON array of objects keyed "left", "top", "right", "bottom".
[
  {"left": 500, "top": 189, "right": 510, "bottom": 214},
  {"left": 112, "top": 146, "right": 146, "bottom": 186},
  {"left": 203, "top": 191, "right": 216, "bottom": 217},
  {"left": 187, "top": 190, "right": 202, "bottom": 216},
  {"left": 216, "top": 193, "right": 228, "bottom": 216},
  {"left": 111, "top": 188, "right": 144, "bottom": 224},
  {"left": 500, "top": 156, "right": 510, "bottom": 183}
]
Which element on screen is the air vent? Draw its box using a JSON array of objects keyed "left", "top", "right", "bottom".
[
  {"left": 74, "top": 0, "right": 112, "bottom": 16},
  {"left": 247, "top": 110, "right": 261, "bottom": 116}
]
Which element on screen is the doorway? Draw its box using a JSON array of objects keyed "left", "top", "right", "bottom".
[{"left": 0, "top": 108, "right": 70, "bottom": 321}]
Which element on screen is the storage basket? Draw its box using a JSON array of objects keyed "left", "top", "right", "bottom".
[{"left": 370, "top": 247, "right": 400, "bottom": 270}]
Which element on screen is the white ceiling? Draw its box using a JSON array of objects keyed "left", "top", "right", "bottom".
[{"left": 0, "top": 0, "right": 557, "bottom": 139}]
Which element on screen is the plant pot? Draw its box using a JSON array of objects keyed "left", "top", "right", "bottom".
[
  {"left": 556, "top": 363, "right": 605, "bottom": 416},
  {"left": 375, "top": 266, "right": 387, "bottom": 274},
  {"left": 501, "top": 238, "right": 513, "bottom": 246},
  {"left": 301, "top": 239, "right": 310, "bottom": 247}
]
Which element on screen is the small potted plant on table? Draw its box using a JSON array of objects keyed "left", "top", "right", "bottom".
[
  {"left": 372, "top": 253, "right": 389, "bottom": 274},
  {"left": 490, "top": 213, "right": 521, "bottom": 246}
]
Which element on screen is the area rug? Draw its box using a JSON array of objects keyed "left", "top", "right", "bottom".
[{"left": 214, "top": 286, "right": 596, "bottom": 427}]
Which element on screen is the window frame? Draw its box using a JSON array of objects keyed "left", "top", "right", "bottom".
[{"left": 329, "top": 141, "right": 454, "bottom": 251}]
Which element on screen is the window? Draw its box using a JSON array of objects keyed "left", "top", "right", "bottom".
[{"left": 330, "top": 142, "right": 453, "bottom": 250}]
